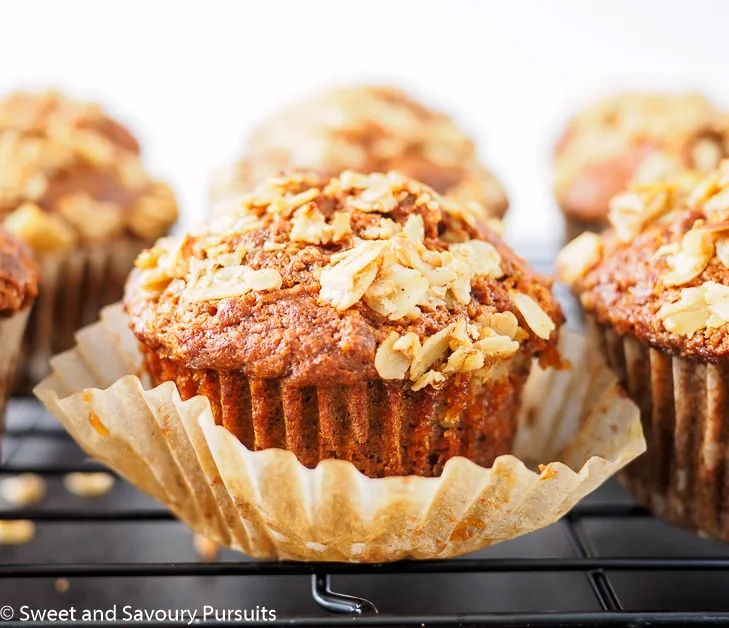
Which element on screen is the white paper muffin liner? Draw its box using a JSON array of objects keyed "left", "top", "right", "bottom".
[{"left": 34, "top": 304, "right": 645, "bottom": 562}]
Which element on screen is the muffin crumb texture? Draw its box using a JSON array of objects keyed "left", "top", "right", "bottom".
[
  {"left": 129, "top": 171, "right": 561, "bottom": 389},
  {"left": 560, "top": 159, "right": 729, "bottom": 359},
  {"left": 0, "top": 90, "right": 178, "bottom": 251}
]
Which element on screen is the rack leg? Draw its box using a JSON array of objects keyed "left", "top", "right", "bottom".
[{"left": 311, "top": 573, "right": 378, "bottom": 615}]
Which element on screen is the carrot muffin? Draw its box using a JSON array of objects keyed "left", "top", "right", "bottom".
[
  {"left": 0, "top": 228, "right": 38, "bottom": 444},
  {"left": 0, "top": 90, "right": 178, "bottom": 387},
  {"left": 558, "top": 159, "right": 729, "bottom": 540},
  {"left": 554, "top": 93, "right": 728, "bottom": 239},
  {"left": 210, "top": 86, "right": 508, "bottom": 220},
  {"left": 128, "top": 171, "right": 561, "bottom": 478}
]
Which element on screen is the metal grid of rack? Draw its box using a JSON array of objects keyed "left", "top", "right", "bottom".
[{"left": 2, "top": 253, "right": 729, "bottom": 627}]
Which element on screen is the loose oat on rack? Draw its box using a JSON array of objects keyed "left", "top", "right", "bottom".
[{"left": 0, "top": 473, "right": 46, "bottom": 507}]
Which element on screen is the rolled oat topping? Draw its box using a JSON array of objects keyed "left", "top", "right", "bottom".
[
  {"left": 556, "top": 232, "right": 603, "bottom": 286},
  {"left": 210, "top": 85, "right": 508, "bottom": 219},
  {"left": 128, "top": 171, "right": 561, "bottom": 387},
  {"left": 0, "top": 90, "right": 178, "bottom": 252},
  {"left": 562, "top": 159, "right": 729, "bottom": 357}
]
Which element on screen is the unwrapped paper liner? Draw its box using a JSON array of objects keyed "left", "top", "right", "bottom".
[{"left": 35, "top": 304, "right": 645, "bottom": 562}]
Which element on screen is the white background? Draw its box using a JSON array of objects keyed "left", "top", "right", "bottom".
[{"left": 0, "top": 0, "right": 727, "bottom": 248}]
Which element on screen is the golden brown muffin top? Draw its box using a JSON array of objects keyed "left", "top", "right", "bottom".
[
  {"left": 0, "top": 90, "right": 178, "bottom": 253},
  {"left": 559, "top": 159, "right": 729, "bottom": 360},
  {"left": 210, "top": 85, "right": 508, "bottom": 219},
  {"left": 0, "top": 227, "right": 39, "bottom": 316},
  {"left": 128, "top": 171, "right": 561, "bottom": 387},
  {"left": 554, "top": 92, "right": 728, "bottom": 222}
]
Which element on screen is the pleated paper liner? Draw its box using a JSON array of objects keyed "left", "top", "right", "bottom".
[
  {"left": 141, "top": 347, "right": 531, "bottom": 478},
  {"left": 588, "top": 318, "right": 729, "bottom": 542},
  {"left": 18, "top": 238, "right": 148, "bottom": 391},
  {"left": 0, "top": 307, "right": 32, "bottom": 453},
  {"left": 35, "top": 304, "right": 645, "bottom": 562}
]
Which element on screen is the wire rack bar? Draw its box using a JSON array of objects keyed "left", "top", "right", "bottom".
[
  {"left": 0, "top": 503, "right": 655, "bottom": 522},
  {"left": 561, "top": 519, "right": 619, "bottom": 611},
  {"left": 312, "top": 574, "right": 378, "bottom": 615},
  {"left": 0, "top": 464, "right": 106, "bottom": 475},
  {"left": 2, "top": 557, "right": 729, "bottom": 578}
]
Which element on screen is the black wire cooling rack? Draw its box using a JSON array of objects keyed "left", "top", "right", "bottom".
[{"left": 1, "top": 252, "right": 729, "bottom": 627}]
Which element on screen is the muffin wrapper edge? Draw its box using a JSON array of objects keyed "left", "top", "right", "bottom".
[
  {"left": 0, "top": 307, "right": 32, "bottom": 444},
  {"left": 34, "top": 304, "right": 645, "bottom": 562},
  {"left": 588, "top": 318, "right": 729, "bottom": 541}
]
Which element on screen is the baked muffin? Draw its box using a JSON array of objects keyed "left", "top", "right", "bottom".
[
  {"left": 210, "top": 86, "right": 508, "bottom": 220},
  {"left": 558, "top": 159, "right": 729, "bottom": 540},
  {"left": 0, "top": 228, "right": 38, "bottom": 445},
  {"left": 128, "top": 171, "right": 561, "bottom": 478},
  {"left": 0, "top": 90, "right": 178, "bottom": 387},
  {"left": 554, "top": 93, "right": 728, "bottom": 240}
]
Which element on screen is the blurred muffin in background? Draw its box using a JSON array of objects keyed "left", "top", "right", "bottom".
[
  {"left": 0, "top": 90, "right": 178, "bottom": 388},
  {"left": 0, "top": 228, "right": 38, "bottom": 442},
  {"left": 210, "top": 85, "right": 508, "bottom": 220},
  {"left": 132, "top": 170, "right": 560, "bottom": 478},
  {"left": 554, "top": 92, "right": 728, "bottom": 240}
]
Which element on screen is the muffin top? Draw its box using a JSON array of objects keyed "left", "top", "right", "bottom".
[
  {"left": 0, "top": 90, "right": 178, "bottom": 253},
  {"left": 128, "top": 171, "right": 561, "bottom": 388},
  {"left": 559, "top": 159, "right": 729, "bottom": 361},
  {"left": 210, "top": 85, "right": 508, "bottom": 219},
  {"left": 554, "top": 92, "right": 728, "bottom": 222},
  {"left": 0, "top": 227, "right": 39, "bottom": 316}
]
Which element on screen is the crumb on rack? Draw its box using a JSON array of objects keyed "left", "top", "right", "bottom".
[{"left": 54, "top": 578, "right": 70, "bottom": 593}]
